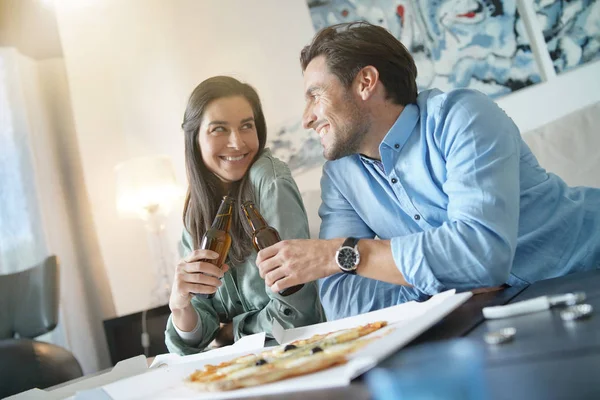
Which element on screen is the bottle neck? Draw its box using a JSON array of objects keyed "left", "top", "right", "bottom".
[
  {"left": 212, "top": 196, "right": 234, "bottom": 232},
  {"left": 242, "top": 202, "right": 268, "bottom": 232}
]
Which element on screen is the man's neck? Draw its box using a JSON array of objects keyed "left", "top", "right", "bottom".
[{"left": 359, "top": 102, "right": 405, "bottom": 160}]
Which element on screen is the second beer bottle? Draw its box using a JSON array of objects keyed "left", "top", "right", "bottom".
[
  {"left": 196, "top": 195, "right": 234, "bottom": 299},
  {"left": 241, "top": 200, "right": 304, "bottom": 296}
]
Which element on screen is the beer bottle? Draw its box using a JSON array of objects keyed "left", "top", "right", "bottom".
[
  {"left": 196, "top": 195, "right": 234, "bottom": 299},
  {"left": 241, "top": 200, "right": 304, "bottom": 296}
]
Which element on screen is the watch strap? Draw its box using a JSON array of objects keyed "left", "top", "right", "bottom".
[{"left": 342, "top": 237, "right": 359, "bottom": 248}]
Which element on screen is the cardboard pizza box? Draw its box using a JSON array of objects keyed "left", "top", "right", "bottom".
[{"left": 83, "top": 290, "right": 472, "bottom": 400}]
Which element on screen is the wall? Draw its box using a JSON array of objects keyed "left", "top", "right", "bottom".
[
  {"left": 54, "top": 0, "right": 316, "bottom": 316},
  {"left": 53, "top": 0, "right": 600, "bottom": 316},
  {"left": 496, "top": 60, "right": 600, "bottom": 133},
  {"left": 0, "top": 0, "right": 63, "bottom": 59}
]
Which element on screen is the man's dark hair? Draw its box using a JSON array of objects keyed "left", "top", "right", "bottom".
[{"left": 300, "top": 22, "right": 418, "bottom": 105}]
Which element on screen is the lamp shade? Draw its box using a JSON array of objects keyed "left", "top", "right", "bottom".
[{"left": 114, "top": 155, "right": 182, "bottom": 219}]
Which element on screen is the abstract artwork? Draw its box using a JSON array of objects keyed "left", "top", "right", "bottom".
[
  {"left": 534, "top": 0, "right": 600, "bottom": 73},
  {"left": 268, "top": 119, "right": 323, "bottom": 174},
  {"left": 306, "top": 0, "right": 542, "bottom": 98}
]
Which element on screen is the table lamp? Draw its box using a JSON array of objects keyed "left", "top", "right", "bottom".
[{"left": 114, "top": 155, "right": 183, "bottom": 306}]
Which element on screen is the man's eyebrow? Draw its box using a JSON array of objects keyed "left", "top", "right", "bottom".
[{"left": 305, "top": 86, "right": 318, "bottom": 99}]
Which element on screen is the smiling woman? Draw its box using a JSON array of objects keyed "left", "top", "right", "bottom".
[
  {"left": 198, "top": 96, "right": 260, "bottom": 187},
  {"left": 165, "top": 76, "right": 325, "bottom": 355}
]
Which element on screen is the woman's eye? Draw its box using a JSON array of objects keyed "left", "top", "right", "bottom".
[
  {"left": 241, "top": 123, "right": 255, "bottom": 130},
  {"left": 212, "top": 126, "right": 226, "bottom": 133}
]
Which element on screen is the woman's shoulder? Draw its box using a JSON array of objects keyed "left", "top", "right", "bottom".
[{"left": 248, "top": 148, "right": 293, "bottom": 186}]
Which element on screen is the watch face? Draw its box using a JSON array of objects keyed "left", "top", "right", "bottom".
[{"left": 337, "top": 247, "right": 359, "bottom": 270}]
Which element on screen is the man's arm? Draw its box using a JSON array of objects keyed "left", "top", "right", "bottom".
[
  {"left": 258, "top": 164, "right": 413, "bottom": 317},
  {"left": 258, "top": 91, "right": 521, "bottom": 295}
]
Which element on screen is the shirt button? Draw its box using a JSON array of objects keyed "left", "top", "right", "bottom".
[
  {"left": 394, "top": 144, "right": 400, "bottom": 149},
  {"left": 414, "top": 214, "right": 421, "bottom": 220},
  {"left": 283, "top": 308, "right": 293, "bottom": 316},
  {"left": 391, "top": 178, "right": 398, "bottom": 184}
]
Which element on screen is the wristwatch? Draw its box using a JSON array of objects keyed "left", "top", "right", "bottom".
[{"left": 335, "top": 237, "right": 360, "bottom": 274}]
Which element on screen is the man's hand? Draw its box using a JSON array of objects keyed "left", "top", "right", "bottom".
[{"left": 256, "top": 239, "right": 344, "bottom": 292}]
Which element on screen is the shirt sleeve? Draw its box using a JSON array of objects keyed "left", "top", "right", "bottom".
[
  {"left": 164, "top": 231, "right": 221, "bottom": 355},
  {"left": 392, "top": 91, "right": 521, "bottom": 294},
  {"left": 317, "top": 166, "right": 387, "bottom": 319},
  {"left": 172, "top": 307, "right": 202, "bottom": 345},
  {"left": 232, "top": 175, "right": 325, "bottom": 340}
]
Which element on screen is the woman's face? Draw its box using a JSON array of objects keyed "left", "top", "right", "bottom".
[{"left": 198, "top": 96, "right": 260, "bottom": 187}]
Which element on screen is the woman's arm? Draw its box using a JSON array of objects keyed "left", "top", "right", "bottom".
[{"left": 165, "top": 232, "right": 224, "bottom": 354}]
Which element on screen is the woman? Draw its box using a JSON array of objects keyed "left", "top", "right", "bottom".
[{"left": 165, "top": 76, "right": 325, "bottom": 354}]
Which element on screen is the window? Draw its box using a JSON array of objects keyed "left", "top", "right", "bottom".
[{"left": 0, "top": 49, "right": 47, "bottom": 274}]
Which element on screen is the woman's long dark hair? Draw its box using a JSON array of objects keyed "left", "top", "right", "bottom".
[{"left": 181, "top": 76, "right": 267, "bottom": 265}]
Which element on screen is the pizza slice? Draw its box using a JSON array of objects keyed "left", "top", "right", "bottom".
[{"left": 186, "top": 321, "right": 389, "bottom": 392}]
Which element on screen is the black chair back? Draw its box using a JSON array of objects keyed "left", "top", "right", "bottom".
[{"left": 0, "top": 255, "right": 59, "bottom": 339}]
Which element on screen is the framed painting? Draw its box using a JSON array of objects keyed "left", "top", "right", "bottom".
[
  {"left": 534, "top": 0, "right": 600, "bottom": 73},
  {"left": 307, "top": 0, "right": 542, "bottom": 98}
]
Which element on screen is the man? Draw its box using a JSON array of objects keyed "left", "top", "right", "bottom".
[{"left": 256, "top": 22, "right": 600, "bottom": 320}]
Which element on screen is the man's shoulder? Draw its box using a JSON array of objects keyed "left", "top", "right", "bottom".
[{"left": 418, "top": 88, "right": 494, "bottom": 117}]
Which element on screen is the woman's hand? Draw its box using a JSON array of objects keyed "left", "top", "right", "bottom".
[
  {"left": 211, "top": 322, "right": 234, "bottom": 348},
  {"left": 169, "top": 249, "right": 229, "bottom": 313}
]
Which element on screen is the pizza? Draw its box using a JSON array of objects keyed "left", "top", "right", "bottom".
[{"left": 185, "top": 321, "right": 389, "bottom": 392}]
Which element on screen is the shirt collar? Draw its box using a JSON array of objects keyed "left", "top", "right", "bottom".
[{"left": 380, "top": 103, "right": 419, "bottom": 154}]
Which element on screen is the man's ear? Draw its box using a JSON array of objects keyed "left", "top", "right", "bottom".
[{"left": 354, "top": 66, "right": 379, "bottom": 101}]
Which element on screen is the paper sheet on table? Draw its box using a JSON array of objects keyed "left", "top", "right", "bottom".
[
  {"left": 149, "top": 332, "right": 266, "bottom": 368},
  {"left": 94, "top": 290, "right": 472, "bottom": 399}
]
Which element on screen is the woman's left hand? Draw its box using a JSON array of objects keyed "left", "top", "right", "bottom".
[{"left": 211, "top": 322, "right": 234, "bottom": 348}]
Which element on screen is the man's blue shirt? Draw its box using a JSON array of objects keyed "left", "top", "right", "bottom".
[{"left": 318, "top": 89, "right": 600, "bottom": 320}]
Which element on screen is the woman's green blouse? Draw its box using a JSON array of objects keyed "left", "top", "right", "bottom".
[{"left": 165, "top": 149, "right": 326, "bottom": 354}]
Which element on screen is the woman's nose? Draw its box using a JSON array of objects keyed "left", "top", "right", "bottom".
[{"left": 228, "top": 130, "right": 244, "bottom": 149}]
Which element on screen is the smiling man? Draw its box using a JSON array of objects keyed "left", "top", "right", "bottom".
[{"left": 256, "top": 22, "right": 600, "bottom": 320}]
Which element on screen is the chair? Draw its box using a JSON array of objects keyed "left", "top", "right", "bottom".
[{"left": 0, "top": 255, "right": 83, "bottom": 398}]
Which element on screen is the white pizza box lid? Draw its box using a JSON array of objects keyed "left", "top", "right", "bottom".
[
  {"left": 6, "top": 332, "right": 266, "bottom": 399},
  {"left": 5, "top": 355, "right": 149, "bottom": 400},
  {"left": 80, "top": 289, "right": 471, "bottom": 399}
]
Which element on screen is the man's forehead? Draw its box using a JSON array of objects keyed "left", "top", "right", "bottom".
[{"left": 303, "top": 55, "right": 331, "bottom": 90}]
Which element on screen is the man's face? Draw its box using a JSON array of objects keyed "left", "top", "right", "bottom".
[{"left": 302, "top": 56, "right": 370, "bottom": 161}]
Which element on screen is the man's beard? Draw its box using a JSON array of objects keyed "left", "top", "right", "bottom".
[{"left": 324, "top": 101, "right": 370, "bottom": 161}]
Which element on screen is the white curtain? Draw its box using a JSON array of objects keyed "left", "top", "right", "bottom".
[
  {"left": 0, "top": 47, "right": 115, "bottom": 373},
  {"left": 0, "top": 49, "right": 47, "bottom": 274}
]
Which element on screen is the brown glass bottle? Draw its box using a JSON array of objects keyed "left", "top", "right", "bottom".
[
  {"left": 241, "top": 200, "right": 304, "bottom": 296},
  {"left": 196, "top": 195, "right": 234, "bottom": 299}
]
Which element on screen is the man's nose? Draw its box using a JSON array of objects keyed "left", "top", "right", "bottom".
[{"left": 302, "top": 104, "right": 316, "bottom": 130}]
